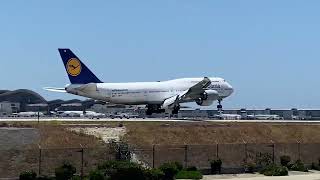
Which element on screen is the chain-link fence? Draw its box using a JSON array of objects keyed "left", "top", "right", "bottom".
[{"left": 1, "top": 143, "right": 320, "bottom": 178}]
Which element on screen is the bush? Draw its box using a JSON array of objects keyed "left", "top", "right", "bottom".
[
  {"left": 55, "top": 162, "right": 77, "bottom": 180},
  {"left": 173, "top": 162, "right": 183, "bottom": 171},
  {"left": 159, "top": 162, "right": 180, "bottom": 180},
  {"left": 175, "top": 170, "right": 203, "bottom": 179},
  {"left": 210, "top": 159, "right": 222, "bottom": 174},
  {"left": 98, "top": 161, "right": 145, "bottom": 180},
  {"left": 37, "top": 176, "right": 52, "bottom": 180},
  {"left": 19, "top": 171, "right": 37, "bottom": 180},
  {"left": 312, "top": 163, "right": 320, "bottom": 171},
  {"left": 244, "top": 162, "right": 256, "bottom": 173},
  {"left": 313, "top": 158, "right": 320, "bottom": 170},
  {"left": 256, "top": 153, "right": 273, "bottom": 167},
  {"left": 280, "top": 155, "right": 291, "bottom": 167},
  {"left": 290, "top": 160, "right": 308, "bottom": 172},
  {"left": 71, "top": 176, "right": 81, "bottom": 180},
  {"left": 144, "top": 168, "right": 165, "bottom": 180},
  {"left": 260, "top": 164, "right": 288, "bottom": 176},
  {"left": 89, "top": 170, "right": 105, "bottom": 180},
  {"left": 185, "top": 166, "right": 198, "bottom": 171}
]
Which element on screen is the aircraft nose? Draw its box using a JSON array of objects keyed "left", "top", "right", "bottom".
[{"left": 226, "top": 82, "right": 234, "bottom": 95}]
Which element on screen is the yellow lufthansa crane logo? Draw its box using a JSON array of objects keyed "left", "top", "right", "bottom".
[{"left": 66, "top": 58, "right": 82, "bottom": 76}]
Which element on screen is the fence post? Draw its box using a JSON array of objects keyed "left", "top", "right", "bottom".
[
  {"left": 80, "top": 144, "right": 84, "bottom": 180},
  {"left": 184, "top": 145, "right": 188, "bottom": 168},
  {"left": 272, "top": 144, "right": 275, "bottom": 164},
  {"left": 152, "top": 145, "right": 155, "bottom": 168},
  {"left": 298, "top": 141, "right": 301, "bottom": 160},
  {"left": 38, "top": 145, "right": 42, "bottom": 176},
  {"left": 216, "top": 143, "right": 219, "bottom": 159},
  {"left": 244, "top": 143, "right": 247, "bottom": 164},
  {"left": 117, "top": 144, "right": 121, "bottom": 160}
]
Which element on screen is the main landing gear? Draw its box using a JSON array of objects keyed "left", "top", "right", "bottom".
[
  {"left": 171, "top": 105, "right": 180, "bottom": 115},
  {"left": 146, "top": 104, "right": 165, "bottom": 115},
  {"left": 145, "top": 104, "right": 180, "bottom": 115},
  {"left": 217, "top": 99, "right": 223, "bottom": 114}
]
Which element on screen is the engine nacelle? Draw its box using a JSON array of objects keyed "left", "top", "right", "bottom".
[
  {"left": 202, "top": 90, "right": 218, "bottom": 100},
  {"left": 196, "top": 98, "right": 214, "bottom": 106},
  {"left": 196, "top": 90, "right": 218, "bottom": 106}
]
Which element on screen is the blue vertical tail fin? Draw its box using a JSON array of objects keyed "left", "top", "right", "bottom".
[{"left": 58, "top": 48, "right": 102, "bottom": 84}]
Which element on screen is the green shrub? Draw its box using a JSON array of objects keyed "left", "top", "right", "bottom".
[
  {"left": 55, "top": 162, "right": 77, "bottom": 180},
  {"left": 19, "top": 171, "right": 37, "bottom": 180},
  {"left": 71, "top": 176, "right": 81, "bottom": 180},
  {"left": 98, "top": 160, "right": 116, "bottom": 170},
  {"left": 256, "top": 153, "right": 273, "bottom": 167},
  {"left": 312, "top": 163, "right": 320, "bottom": 171},
  {"left": 210, "top": 159, "right": 222, "bottom": 174},
  {"left": 89, "top": 170, "right": 105, "bottom": 180},
  {"left": 37, "top": 176, "right": 52, "bottom": 180},
  {"left": 98, "top": 161, "right": 145, "bottom": 180},
  {"left": 280, "top": 155, "right": 291, "bottom": 167},
  {"left": 159, "top": 162, "right": 179, "bottom": 180},
  {"left": 144, "top": 168, "right": 165, "bottom": 180},
  {"left": 175, "top": 170, "right": 203, "bottom": 179},
  {"left": 313, "top": 158, "right": 320, "bottom": 170},
  {"left": 244, "top": 162, "right": 256, "bottom": 173},
  {"left": 290, "top": 160, "right": 308, "bottom": 172},
  {"left": 173, "top": 162, "right": 183, "bottom": 171},
  {"left": 185, "top": 166, "right": 198, "bottom": 171},
  {"left": 260, "top": 164, "right": 288, "bottom": 176}
]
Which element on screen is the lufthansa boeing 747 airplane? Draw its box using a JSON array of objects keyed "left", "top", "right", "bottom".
[{"left": 45, "top": 49, "right": 234, "bottom": 115}]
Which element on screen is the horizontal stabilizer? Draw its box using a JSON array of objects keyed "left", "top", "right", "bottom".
[{"left": 43, "top": 87, "right": 66, "bottom": 93}]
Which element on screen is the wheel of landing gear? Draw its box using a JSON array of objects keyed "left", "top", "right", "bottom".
[
  {"left": 201, "top": 92, "right": 208, "bottom": 100},
  {"left": 217, "top": 104, "right": 222, "bottom": 109},
  {"left": 146, "top": 110, "right": 152, "bottom": 115},
  {"left": 172, "top": 105, "right": 180, "bottom": 114}
]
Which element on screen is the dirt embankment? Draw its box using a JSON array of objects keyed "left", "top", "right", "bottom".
[
  {"left": 37, "top": 125, "right": 106, "bottom": 148},
  {"left": 123, "top": 122, "right": 320, "bottom": 146},
  {"left": 3, "top": 121, "right": 320, "bottom": 148}
]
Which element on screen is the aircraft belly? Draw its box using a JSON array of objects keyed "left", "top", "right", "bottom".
[
  {"left": 146, "top": 92, "right": 168, "bottom": 103},
  {"left": 110, "top": 92, "right": 166, "bottom": 105}
]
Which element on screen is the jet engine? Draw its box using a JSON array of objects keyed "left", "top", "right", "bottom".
[
  {"left": 196, "top": 99, "right": 214, "bottom": 106},
  {"left": 196, "top": 90, "right": 218, "bottom": 106}
]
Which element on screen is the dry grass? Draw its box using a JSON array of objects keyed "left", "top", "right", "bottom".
[
  {"left": 5, "top": 121, "right": 320, "bottom": 147},
  {"left": 122, "top": 122, "right": 320, "bottom": 146},
  {"left": 30, "top": 124, "right": 106, "bottom": 148},
  {"left": 40, "top": 125, "right": 107, "bottom": 148}
]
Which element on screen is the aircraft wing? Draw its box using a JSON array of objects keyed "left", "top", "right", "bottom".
[
  {"left": 178, "top": 77, "right": 211, "bottom": 101},
  {"left": 162, "top": 77, "right": 211, "bottom": 108},
  {"left": 43, "top": 87, "right": 66, "bottom": 93}
]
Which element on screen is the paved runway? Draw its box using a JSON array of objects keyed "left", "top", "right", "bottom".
[{"left": 1, "top": 117, "right": 320, "bottom": 123}]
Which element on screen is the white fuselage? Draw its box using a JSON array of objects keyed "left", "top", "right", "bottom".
[{"left": 66, "top": 77, "right": 233, "bottom": 105}]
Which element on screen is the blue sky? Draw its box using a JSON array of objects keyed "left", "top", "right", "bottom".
[{"left": 0, "top": 1, "right": 320, "bottom": 109}]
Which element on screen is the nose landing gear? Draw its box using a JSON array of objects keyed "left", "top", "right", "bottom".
[{"left": 217, "top": 100, "right": 223, "bottom": 114}]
